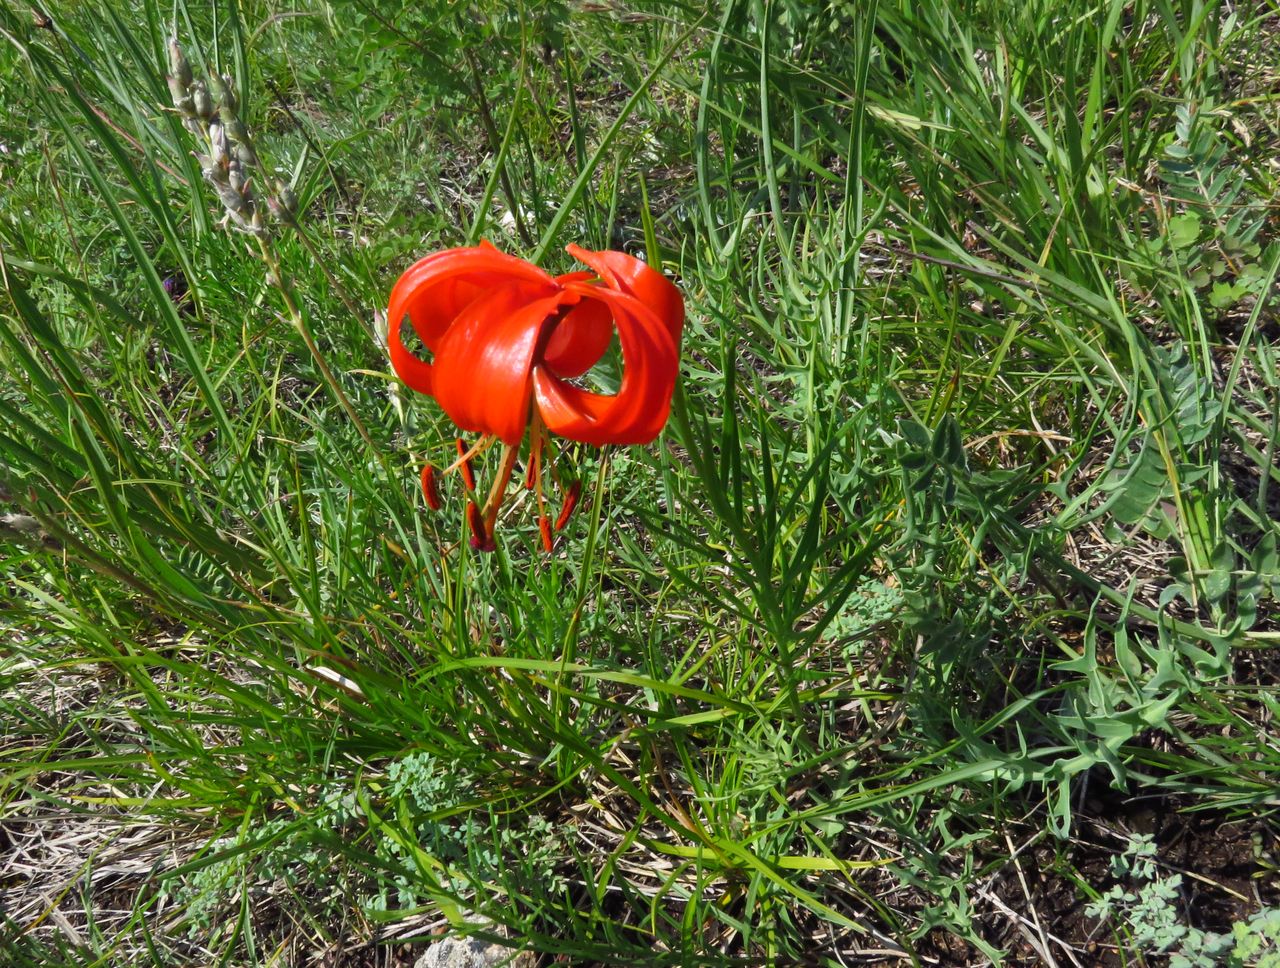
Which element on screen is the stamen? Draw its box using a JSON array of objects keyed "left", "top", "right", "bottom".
[
  {"left": 420, "top": 464, "right": 442, "bottom": 510},
  {"left": 555, "top": 479, "right": 582, "bottom": 531},
  {"left": 525, "top": 409, "right": 547, "bottom": 491},
  {"left": 466, "top": 502, "right": 494, "bottom": 552},
  {"left": 524, "top": 430, "right": 541, "bottom": 490},
  {"left": 530, "top": 414, "right": 552, "bottom": 551},
  {"left": 454, "top": 437, "right": 478, "bottom": 491}
]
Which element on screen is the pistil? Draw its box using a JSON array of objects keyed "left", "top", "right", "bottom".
[
  {"left": 481, "top": 441, "right": 522, "bottom": 537},
  {"left": 528, "top": 410, "right": 553, "bottom": 551}
]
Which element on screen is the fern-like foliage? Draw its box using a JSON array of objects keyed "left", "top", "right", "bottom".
[{"left": 1155, "top": 101, "right": 1270, "bottom": 308}]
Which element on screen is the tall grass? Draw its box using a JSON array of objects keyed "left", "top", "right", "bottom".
[{"left": 2, "top": 0, "right": 1277, "bottom": 963}]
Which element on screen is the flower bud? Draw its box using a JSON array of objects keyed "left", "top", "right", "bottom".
[
  {"left": 168, "top": 38, "right": 193, "bottom": 90},
  {"left": 209, "top": 122, "right": 229, "bottom": 166},
  {"left": 167, "top": 74, "right": 191, "bottom": 111},
  {"left": 213, "top": 74, "right": 238, "bottom": 114},
  {"left": 228, "top": 161, "right": 246, "bottom": 194},
  {"left": 216, "top": 181, "right": 246, "bottom": 213},
  {"left": 192, "top": 81, "right": 213, "bottom": 120}
]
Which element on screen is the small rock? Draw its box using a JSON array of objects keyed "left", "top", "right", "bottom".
[{"left": 413, "top": 921, "right": 533, "bottom": 968}]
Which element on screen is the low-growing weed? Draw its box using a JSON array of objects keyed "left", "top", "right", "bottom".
[{"left": 1088, "top": 834, "right": 1280, "bottom": 967}]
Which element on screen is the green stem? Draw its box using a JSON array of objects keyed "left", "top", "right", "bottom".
[{"left": 256, "top": 237, "right": 377, "bottom": 453}]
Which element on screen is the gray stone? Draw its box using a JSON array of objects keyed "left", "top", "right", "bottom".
[{"left": 413, "top": 924, "right": 534, "bottom": 968}]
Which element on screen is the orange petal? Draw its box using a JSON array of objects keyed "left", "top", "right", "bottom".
[
  {"left": 541, "top": 297, "right": 613, "bottom": 379},
  {"left": 554, "top": 270, "right": 597, "bottom": 286},
  {"left": 432, "top": 287, "right": 572, "bottom": 445},
  {"left": 564, "top": 245, "right": 684, "bottom": 344},
  {"left": 533, "top": 283, "right": 679, "bottom": 446},
  {"left": 387, "top": 308, "right": 436, "bottom": 395},
  {"left": 387, "top": 244, "right": 554, "bottom": 394}
]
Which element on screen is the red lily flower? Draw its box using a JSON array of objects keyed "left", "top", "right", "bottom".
[{"left": 388, "top": 241, "right": 684, "bottom": 550}]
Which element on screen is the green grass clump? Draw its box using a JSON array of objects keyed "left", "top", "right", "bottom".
[{"left": 2, "top": 0, "right": 1278, "bottom": 964}]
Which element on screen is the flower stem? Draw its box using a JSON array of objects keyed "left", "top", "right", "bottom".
[{"left": 255, "top": 237, "right": 377, "bottom": 452}]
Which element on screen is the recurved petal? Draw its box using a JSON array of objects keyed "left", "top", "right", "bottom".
[
  {"left": 564, "top": 244, "right": 684, "bottom": 344},
  {"left": 541, "top": 297, "right": 613, "bottom": 379},
  {"left": 387, "top": 244, "right": 554, "bottom": 393},
  {"left": 431, "top": 287, "right": 569, "bottom": 445},
  {"left": 533, "top": 284, "right": 679, "bottom": 446},
  {"left": 388, "top": 313, "right": 435, "bottom": 394},
  {"left": 554, "top": 271, "right": 597, "bottom": 286}
]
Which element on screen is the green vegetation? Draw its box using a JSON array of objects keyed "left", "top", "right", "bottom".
[
  {"left": 2, "top": 0, "right": 1277, "bottom": 963},
  {"left": 1088, "top": 834, "right": 1280, "bottom": 967}
]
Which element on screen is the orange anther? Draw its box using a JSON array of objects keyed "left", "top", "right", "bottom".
[{"left": 420, "top": 465, "right": 442, "bottom": 510}]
